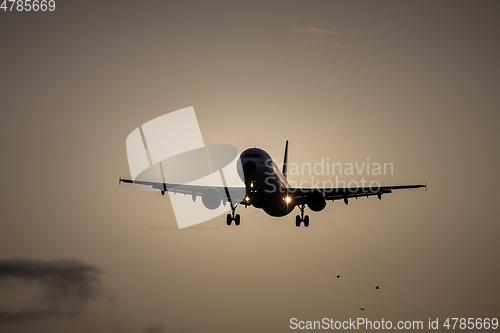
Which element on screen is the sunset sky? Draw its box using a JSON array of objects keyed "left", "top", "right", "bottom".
[{"left": 1, "top": 1, "right": 499, "bottom": 332}]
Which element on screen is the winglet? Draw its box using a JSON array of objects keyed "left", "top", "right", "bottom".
[
  {"left": 425, "top": 182, "right": 427, "bottom": 191},
  {"left": 282, "top": 140, "right": 289, "bottom": 179},
  {"left": 119, "top": 177, "right": 123, "bottom": 185}
]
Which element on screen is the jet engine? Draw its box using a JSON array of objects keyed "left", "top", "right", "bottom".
[
  {"left": 201, "top": 187, "right": 222, "bottom": 210},
  {"left": 306, "top": 190, "right": 327, "bottom": 212}
]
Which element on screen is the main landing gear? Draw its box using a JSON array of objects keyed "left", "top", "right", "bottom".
[
  {"left": 226, "top": 204, "right": 240, "bottom": 226},
  {"left": 295, "top": 204, "right": 309, "bottom": 227}
]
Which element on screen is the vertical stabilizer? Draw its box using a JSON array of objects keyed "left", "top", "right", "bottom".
[{"left": 282, "top": 140, "right": 289, "bottom": 179}]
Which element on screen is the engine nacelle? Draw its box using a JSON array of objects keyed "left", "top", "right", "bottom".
[
  {"left": 306, "top": 190, "right": 327, "bottom": 212},
  {"left": 201, "top": 187, "right": 222, "bottom": 210}
]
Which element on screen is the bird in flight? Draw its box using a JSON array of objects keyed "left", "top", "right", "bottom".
[
  {"left": 376, "top": 285, "right": 380, "bottom": 289},
  {"left": 360, "top": 308, "right": 365, "bottom": 311},
  {"left": 336, "top": 275, "right": 341, "bottom": 279}
]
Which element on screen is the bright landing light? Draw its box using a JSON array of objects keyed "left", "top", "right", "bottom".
[{"left": 285, "top": 197, "right": 291, "bottom": 203}]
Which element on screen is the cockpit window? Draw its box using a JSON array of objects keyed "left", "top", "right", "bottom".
[{"left": 244, "top": 153, "right": 262, "bottom": 158}]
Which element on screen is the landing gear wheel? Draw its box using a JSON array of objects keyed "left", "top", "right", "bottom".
[
  {"left": 295, "top": 204, "right": 310, "bottom": 227},
  {"left": 226, "top": 204, "right": 240, "bottom": 226},
  {"left": 295, "top": 215, "right": 301, "bottom": 227},
  {"left": 304, "top": 215, "right": 310, "bottom": 227}
]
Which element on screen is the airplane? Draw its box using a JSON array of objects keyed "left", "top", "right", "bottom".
[{"left": 119, "top": 141, "right": 426, "bottom": 227}]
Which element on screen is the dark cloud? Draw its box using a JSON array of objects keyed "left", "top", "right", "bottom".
[
  {"left": 0, "top": 259, "right": 104, "bottom": 322},
  {"left": 142, "top": 325, "right": 164, "bottom": 333},
  {"left": 142, "top": 324, "right": 185, "bottom": 333}
]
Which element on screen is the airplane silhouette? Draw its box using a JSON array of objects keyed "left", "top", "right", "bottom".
[{"left": 120, "top": 141, "right": 426, "bottom": 227}]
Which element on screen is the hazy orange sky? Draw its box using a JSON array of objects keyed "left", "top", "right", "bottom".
[{"left": 1, "top": 1, "right": 499, "bottom": 332}]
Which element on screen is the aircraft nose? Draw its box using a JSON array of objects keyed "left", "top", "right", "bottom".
[{"left": 243, "top": 161, "right": 256, "bottom": 173}]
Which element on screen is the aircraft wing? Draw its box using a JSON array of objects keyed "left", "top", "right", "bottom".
[
  {"left": 287, "top": 184, "right": 426, "bottom": 204},
  {"left": 119, "top": 178, "right": 246, "bottom": 205}
]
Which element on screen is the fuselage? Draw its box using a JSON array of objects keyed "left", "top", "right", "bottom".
[{"left": 240, "top": 148, "right": 295, "bottom": 217}]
